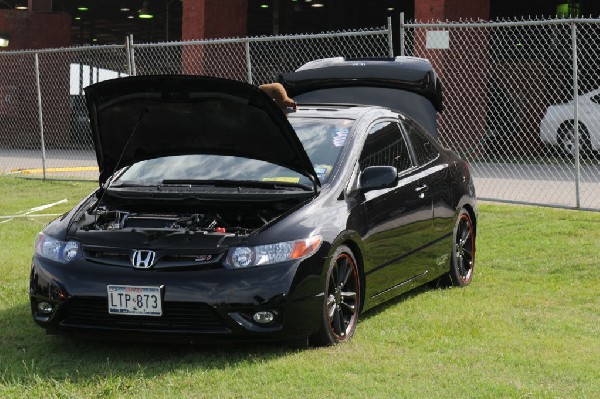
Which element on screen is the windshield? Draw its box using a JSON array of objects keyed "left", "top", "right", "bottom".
[{"left": 113, "top": 117, "right": 354, "bottom": 187}]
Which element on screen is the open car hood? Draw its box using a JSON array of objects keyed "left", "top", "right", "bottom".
[{"left": 84, "top": 75, "right": 319, "bottom": 187}]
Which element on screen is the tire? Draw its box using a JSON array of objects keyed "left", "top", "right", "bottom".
[
  {"left": 311, "top": 245, "right": 360, "bottom": 346},
  {"left": 558, "top": 121, "right": 591, "bottom": 158},
  {"left": 447, "top": 209, "right": 475, "bottom": 287}
]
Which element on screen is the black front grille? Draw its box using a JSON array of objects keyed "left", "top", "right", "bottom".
[
  {"left": 84, "top": 249, "right": 130, "bottom": 266},
  {"left": 61, "top": 298, "right": 229, "bottom": 332},
  {"left": 82, "top": 246, "right": 221, "bottom": 268}
]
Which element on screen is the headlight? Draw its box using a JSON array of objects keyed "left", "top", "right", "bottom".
[
  {"left": 224, "top": 235, "right": 322, "bottom": 269},
  {"left": 34, "top": 233, "right": 82, "bottom": 263}
]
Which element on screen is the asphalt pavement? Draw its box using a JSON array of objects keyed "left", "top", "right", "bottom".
[{"left": 471, "top": 162, "right": 600, "bottom": 210}]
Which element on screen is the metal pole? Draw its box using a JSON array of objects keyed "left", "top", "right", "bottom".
[
  {"left": 403, "top": 17, "right": 600, "bottom": 29},
  {"left": 132, "top": 28, "right": 390, "bottom": 48},
  {"left": 88, "top": 58, "right": 93, "bottom": 86},
  {"left": 34, "top": 53, "right": 47, "bottom": 180},
  {"left": 79, "top": 62, "right": 84, "bottom": 94},
  {"left": 125, "top": 35, "right": 132, "bottom": 75},
  {"left": 272, "top": 0, "right": 279, "bottom": 35},
  {"left": 387, "top": 16, "right": 393, "bottom": 57},
  {"left": 129, "top": 34, "right": 137, "bottom": 76},
  {"left": 245, "top": 40, "right": 253, "bottom": 84},
  {"left": 165, "top": 0, "right": 176, "bottom": 42},
  {"left": 399, "top": 12, "right": 405, "bottom": 57},
  {"left": 571, "top": 22, "right": 581, "bottom": 208}
]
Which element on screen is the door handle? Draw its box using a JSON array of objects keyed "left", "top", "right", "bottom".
[
  {"left": 415, "top": 184, "right": 429, "bottom": 192},
  {"left": 415, "top": 184, "right": 428, "bottom": 198}
]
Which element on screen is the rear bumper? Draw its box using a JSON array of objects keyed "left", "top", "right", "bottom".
[{"left": 30, "top": 255, "right": 326, "bottom": 342}]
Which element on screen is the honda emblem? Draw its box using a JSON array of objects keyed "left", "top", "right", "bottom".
[{"left": 131, "top": 250, "right": 156, "bottom": 268}]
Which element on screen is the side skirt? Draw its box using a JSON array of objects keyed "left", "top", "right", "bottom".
[{"left": 370, "top": 270, "right": 429, "bottom": 299}]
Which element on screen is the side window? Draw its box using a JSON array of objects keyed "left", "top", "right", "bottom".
[
  {"left": 359, "top": 121, "right": 412, "bottom": 173},
  {"left": 402, "top": 120, "right": 439, "bottom": 165}
]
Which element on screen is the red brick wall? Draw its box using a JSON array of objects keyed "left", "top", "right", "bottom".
[
  {"left": 415, "top": 0, "right": 489, "bottom": 21},
  {"left": 182, "top": 0, "right": 248, "bottom": 77},
  {"left": 414, "top": 0, "right": 490, "bottom": 155},
  {"left": 0, "top": 10, "right": 70, "bottom": 51},
  {"left": 28, "top": 0, "right": 53, "bottom": 13},
  {"left": 0, "top": 10, "right": 71, "bottom": 147},
  {"left": 182, "top": 0, "right": 206, "bottom": 41},
  {"left": 182, "top": 0, "right": 247, "bottom": 40}
]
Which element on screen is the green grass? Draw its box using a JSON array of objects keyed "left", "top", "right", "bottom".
[{"left": 0, "top": 177, "right": 599, "bottom": 398}]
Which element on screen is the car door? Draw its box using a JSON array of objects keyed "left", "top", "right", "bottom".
[
  {"left": 401, "top": 118, "right": 454, "bottom": 277},
  {"left": 357, "top": 119, "right": 434, "bottom": 304}
]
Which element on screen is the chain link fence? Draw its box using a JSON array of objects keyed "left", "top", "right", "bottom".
[
  {"left": 401, "top": 17, "right": 600, "bottom": 210},
  {"left": 0, "top": 45, "right": 130, "bottom": 181},
  {"left": 0, "top": 17, "right": 599, "bottom": 210},
  {"left": 0, "top": 25, "right": 392, "bottom": 183}
]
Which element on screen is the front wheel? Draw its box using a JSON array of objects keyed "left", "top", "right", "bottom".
[
  {"left": 311, "top": 245, "right": 360, "bottom": 346},
  {"left": 448, "top": 209, "right": 475, "bottom": 287}
]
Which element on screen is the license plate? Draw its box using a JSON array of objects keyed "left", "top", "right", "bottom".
[{"left": 107, "top": 285, "right": 162, "bottom": 316}]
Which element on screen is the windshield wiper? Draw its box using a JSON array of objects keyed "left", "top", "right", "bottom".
[
  {"left": 109, "top": 182, "right": 159, "bottom": 188},
  {"left": 160, "top": 179, "right": 312, "bottom": 192}
]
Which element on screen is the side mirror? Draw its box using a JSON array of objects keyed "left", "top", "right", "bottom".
[{"left": 359, "top": 166, "right": 398, "bottom": 192}]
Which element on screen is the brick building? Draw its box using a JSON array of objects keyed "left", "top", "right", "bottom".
[
  {"left": 0, "top": 0, "right": 593, "bottom": 149},
  {"left": 0, "top": 1, "right": 594, "bottom": 50}
]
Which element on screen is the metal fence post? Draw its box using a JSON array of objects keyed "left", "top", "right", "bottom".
[
  {"left": 34, "top": 52, "right": 47, "bottom": 180},
  {"left": 125, "top": 35, "right": 133, "bottom": 75},
  {"left": 387, "top": 16, "right": 393, "bottom": 57},
  {"left": 245, "top": 40, "right": 253, "bottom": 84},
  {"left": 399, "top": 12, "right": 405, "bottom": 56},
  {"left": 571, "top": 21, "right": 581, "bottom": 209},
  {"left": 129, "top": 34, "right": 137, "bottom": 76}
]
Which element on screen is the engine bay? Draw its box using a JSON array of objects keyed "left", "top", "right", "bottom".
[
  {"left": 85, "top": 208, "right": 269, "bottom": 236},
  {"left": 72, "top": 193, "right": 306, "bottom": 237}
]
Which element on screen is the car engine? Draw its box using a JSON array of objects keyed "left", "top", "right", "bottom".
[{"left": 81, "top": 207, "right": 276, "bottom": 236}]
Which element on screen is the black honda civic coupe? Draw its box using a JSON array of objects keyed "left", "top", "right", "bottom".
[{"left": 30, "top": 57, "right": 477, "bottom": 345}]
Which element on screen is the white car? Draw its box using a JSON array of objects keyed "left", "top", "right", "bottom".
[{"left": 539, "top": 89, "right": 600, "bottom": 157}]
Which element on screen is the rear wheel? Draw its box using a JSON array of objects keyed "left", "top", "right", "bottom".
[
  {"left": 447, "top": 209, "right": 475, "bottom": 287},
  {"left": 311, "top": 245, "right": 360, "bottom": 346}
]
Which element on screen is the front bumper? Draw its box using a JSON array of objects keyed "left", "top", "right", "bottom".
[
  {"left": 30, "top": 255, "right": 326, "bottom": 342},
  {"left": 539, "top": 113, "right": 560, "bottom": 146}
]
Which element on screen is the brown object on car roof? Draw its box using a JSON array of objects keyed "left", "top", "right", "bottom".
[{"left": 259, "top": 83, "right": 297, "bottom": 110}]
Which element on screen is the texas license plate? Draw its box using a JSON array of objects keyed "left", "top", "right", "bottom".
[{"left": 107, "top": 285, "right": 162, "bottom": 316}]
